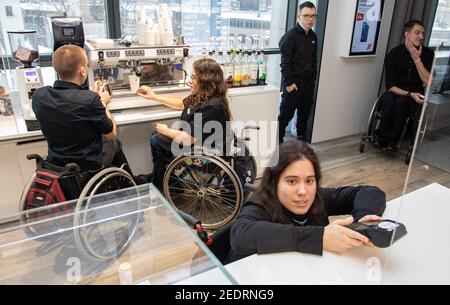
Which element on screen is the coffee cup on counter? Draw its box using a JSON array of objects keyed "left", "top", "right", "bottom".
[{"left": 129, "top": 74, "right": 140, "bottom": 93}]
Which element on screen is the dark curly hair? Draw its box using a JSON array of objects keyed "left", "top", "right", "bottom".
[
  {"left": 255, "top": 140, "right": 325, "bottom": 223},
  {"left": 184, "top": 58, "right": 232, "bottom": 119}
]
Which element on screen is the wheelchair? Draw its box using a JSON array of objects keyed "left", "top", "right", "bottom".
[
  {"left": 162, "top": 126, "right": 258, "bottom": 230},
  {"left": 19, "top": 154, "right": 140, "bottom": 261},
  {"left": 359, "top": 93, "right": 426, "bottom": 165}
]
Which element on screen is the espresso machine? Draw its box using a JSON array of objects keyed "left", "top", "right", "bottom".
[
  {"left": 84, "top": 40, "right": 192, "bottom": 110},
  {"left": 7, "top": 31, "right": 44, "bottom": 131}
]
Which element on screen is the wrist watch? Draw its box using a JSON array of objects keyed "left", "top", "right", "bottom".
[{"left": 407, "top": 92, "right": 411, "bottom": 97}]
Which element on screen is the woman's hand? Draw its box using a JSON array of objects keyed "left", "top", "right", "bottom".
[
  {"left": 357, "top": 215, "right": 382, "bottom": 248},
  {"left": 358, "top": 215, "right": 382, "bottom": 223},
  {"left": 156, "top": 123, "right": 169, "bottom": 135},
  {"left": 323, "top": 216, "right": 370, "bottom": 253},
  {"left": 137, "top": 85, "right": 158, "bottom": 100}
]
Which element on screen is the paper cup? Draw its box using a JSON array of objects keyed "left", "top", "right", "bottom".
[{"left": 129, "top": 74, "right": 140, "bottom": 92}]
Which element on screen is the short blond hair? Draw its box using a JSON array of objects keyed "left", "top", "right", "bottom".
[{"left": 52, "top": 45, "right": 87, "bottom": 79}]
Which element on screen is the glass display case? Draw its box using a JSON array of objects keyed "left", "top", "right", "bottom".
[{"left": 0, "top": 184, "right": 237, "bottom": 285}]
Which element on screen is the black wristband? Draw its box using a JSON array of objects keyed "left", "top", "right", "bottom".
[{"left": 406, "top": 92, "right": 411, "bottom": 97}]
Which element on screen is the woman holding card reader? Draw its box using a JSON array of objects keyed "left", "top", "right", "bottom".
[{"left": 228, "top": 141, "right": 387, "bottom": 263}]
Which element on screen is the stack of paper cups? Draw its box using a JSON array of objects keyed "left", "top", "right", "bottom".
[
  {"left": 162, "top": 32, "right": 174, "bottom": 45},
  {"left": 159, "top": 4, "right": 169, "bottom": 19},
  {"left": 145, "top": 27, "right": 156, "bottom": 46},
  {"left": 154, "top": 23, "right": 162, "bottom": 45},
  {"left": 144, "top": 17, "right": 155, "bottom": 46},
  {"left": 138, "top": 10, "right": 147, "bottom": 45}
]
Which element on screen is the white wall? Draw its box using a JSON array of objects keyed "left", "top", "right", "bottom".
[{"left": 312, "top": 0, "right": 395, "bottom": 143}]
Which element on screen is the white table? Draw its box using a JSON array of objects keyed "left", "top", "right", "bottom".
[{"left": 222, "top": 183, "right": 450, "bottom": 285}]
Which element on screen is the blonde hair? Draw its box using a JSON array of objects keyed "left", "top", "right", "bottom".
[{"left": 52, "top": 45, "right": 87, "bottom": 79}]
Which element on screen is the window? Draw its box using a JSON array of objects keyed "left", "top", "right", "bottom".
[
  {"left": 5, "top": 6, "right": 13, "bottom": 17},
  {"left": 119, "top": 0, "right": 288, "bottom": 50},
  {"left": 430, "top": 0, "right": 450, "bottom": 47},
  {"left": 0, "top": 1, "right": 107, "bottom": 56}
]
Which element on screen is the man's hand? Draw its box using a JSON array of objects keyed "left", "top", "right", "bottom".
[
  {"left": 410, "top": 92, "right": 425, "bottom": 104},
  {"left": 405, "top": 39, "right": 422, "bottom": 63},
  {"left": 98, "top": 86, "right": 111, "bottom": 106},
  {"left": 286, "top": 83, "right": 298, "bottom": 93}
]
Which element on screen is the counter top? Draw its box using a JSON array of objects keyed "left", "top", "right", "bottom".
[{"left": 0, "top": 85, "right": 279, "bottom": 144}]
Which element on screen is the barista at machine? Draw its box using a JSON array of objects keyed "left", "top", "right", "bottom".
[
  {"left": 32, "top": 45, "right": 146, "bottom": 183},
  {"left": 137, "top": 58, "right": 232, "bottom": 190}
]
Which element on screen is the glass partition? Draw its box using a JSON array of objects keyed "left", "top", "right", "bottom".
[
  {"left": 0, "top": 47, "right": 19, "bottom": 139},
  {"left": 0, "top": 184, "right": 237, "bottom": 285},
  {"left": 379, "top": 44, "right": 450, "bottom": 284}
]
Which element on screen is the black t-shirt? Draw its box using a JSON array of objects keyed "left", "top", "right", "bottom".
[
  {"left": 32, "top": 80, "right": 113, "bottom": 170},
  {"left": 385, "top": 44, "right": 435, "bottom": 93},
  {"left": 180, "top": 95, "right": 231, "bottom": 155}
]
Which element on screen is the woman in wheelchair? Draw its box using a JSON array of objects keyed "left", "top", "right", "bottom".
[
  {"left": 228, "top": 141, "right": 386, "bottom": 263},
  {"left": 137, "top": 58, "right": 232, "bottom": 190}
]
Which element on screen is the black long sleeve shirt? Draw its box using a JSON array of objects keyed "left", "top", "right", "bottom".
[
  {"left": 279, "top": 23, "right": 318, "bottom": 86},
  {"left": 385, "top": 44, "right": 434, "bottom": 93},
  {"left": 228, "top": 186, "right": 386, "bottom": 263}
]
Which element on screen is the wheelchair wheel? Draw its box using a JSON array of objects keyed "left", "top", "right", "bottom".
[
  {"left": 163, "top": 155, "right": 243, "bottom": 230},
  {"left": 73, "top": 167, "right": 139, "bottom": 261}
]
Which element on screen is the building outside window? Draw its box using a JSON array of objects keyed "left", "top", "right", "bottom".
[
  {"left": 5, "top": 6, "right": 14, "bottom": 17},
  {"left": 120, "top": 0, "right": 287, "bottom": 51},
  {"left": 430, "top": 0, "right": 450, "bottom": 47},
  {"left": 0, "top": 0, "right": 107, "bottom": 56}
]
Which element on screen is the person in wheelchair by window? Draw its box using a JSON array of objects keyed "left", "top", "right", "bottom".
[
  {"left": 32, "top": 45, "right": 146, "bottom": 185},
  {"left": 228, "top": 141, "right": 386, "bottom": 263},
  {"left": 137, "top": 59, "right": 232, "bottom": 191},
  {"left": 375, "top": 20, "right": 434, "bottom": 152}
]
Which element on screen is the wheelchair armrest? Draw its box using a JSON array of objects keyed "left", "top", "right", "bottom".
[
  {"left": 239, "top": 125, "right": 260, "bottom": 139},
  {"left": 27, "top": 154, "right": 44, "bottom": 169},
  {"left": 26, "top": 154, "right": 43, "bottom": 162},
  {"left": 243, "top": 125, "right": 260, "bottom": 131},
  {"left": 235, "top": 137, "right": 251, "bottom": 143}
]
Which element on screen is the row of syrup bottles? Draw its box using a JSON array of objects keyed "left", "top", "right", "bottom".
[{"left": 204, "top": 36, "right": 268, "bottom": 88}]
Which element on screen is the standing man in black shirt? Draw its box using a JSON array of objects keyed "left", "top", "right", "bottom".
[
  {"left": 375, "top": 20, "right": 434, "bottom": 151},
  {"left": 32, "top": 45, "right": 133, "bottom": 173},
  {"left": 278, "top": 1, "right": 318, "bottom": 143}
]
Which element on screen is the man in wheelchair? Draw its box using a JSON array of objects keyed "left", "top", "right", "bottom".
[
  {"left": 375, "top": 20, "right": 434, "bottom": 152},
  {"left": 31, "top": 45, "right": 146, "bottom": 186}
]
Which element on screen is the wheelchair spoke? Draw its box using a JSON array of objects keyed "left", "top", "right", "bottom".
[{"left": 206, "top": 192, "right": 238, "bottom": 207}]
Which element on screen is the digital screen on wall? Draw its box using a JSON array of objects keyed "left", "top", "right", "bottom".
[{"left": 349, "top": 0, "right": 384, "bottom": 56}]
